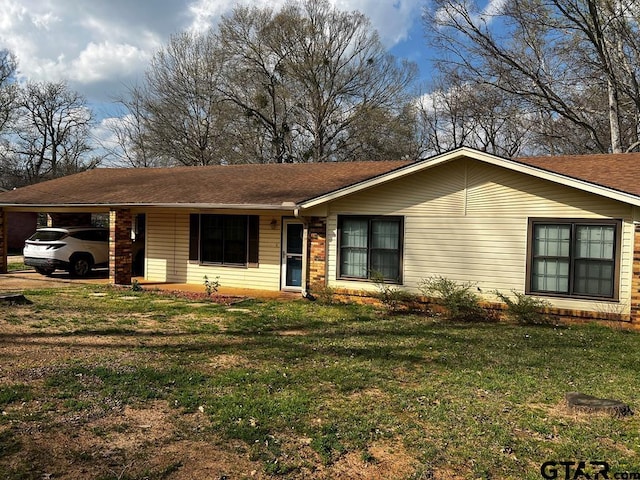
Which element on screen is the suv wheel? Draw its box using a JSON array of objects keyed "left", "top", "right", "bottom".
[{"left": 70, "top": 255, "right": 92, "bottom": 277}]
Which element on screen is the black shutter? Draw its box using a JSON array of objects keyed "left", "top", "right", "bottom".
[
  {"left": 189, "top": 214, "right": 199, "bottom": 261},
  {"left": 248, "top": 215, "right": 259, "bottom": 265}
]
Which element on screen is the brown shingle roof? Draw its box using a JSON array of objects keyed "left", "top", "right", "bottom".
[
  {"left": 516, "top": 152, "right": 640, "bottom": 196},
  {"left": 2, "top": 151, "right": 640, "bottom": 208},
  {"left": 0, "top": 161, "right": 411, "bottom": 207}
]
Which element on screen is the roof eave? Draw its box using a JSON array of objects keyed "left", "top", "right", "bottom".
[{"left": 0, "top": 202, "right": 298, "bottom": 211}]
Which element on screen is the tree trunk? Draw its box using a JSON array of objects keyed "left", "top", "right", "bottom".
[{"left": 608, "top": 77, "right": 623, "bottom": 153}]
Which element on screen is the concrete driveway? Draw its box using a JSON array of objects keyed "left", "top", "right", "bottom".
[
  {"left": 2, "top": 256, "right": 297, "bottom": 299},
  {"left": 1, "top": 264, "right": 109, "bottom": 292}
]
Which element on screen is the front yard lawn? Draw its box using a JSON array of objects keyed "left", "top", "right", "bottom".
[{"left": 0, "top": 286, "right": 638, "bottom": 479}]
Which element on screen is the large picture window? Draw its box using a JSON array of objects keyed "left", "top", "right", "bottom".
[
  {"left": 528, "top": 219, "right": 620, "bottom": 299},
  {"left": 189, "top": 214, "right": 259, "bottom": 266},
  {"left": 338, "top": 216, "right": 403, "bottom": 282}
]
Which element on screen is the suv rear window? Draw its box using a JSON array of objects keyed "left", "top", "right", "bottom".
[{"left": 29, "top": 231, "right": 67, "bottom": 241}]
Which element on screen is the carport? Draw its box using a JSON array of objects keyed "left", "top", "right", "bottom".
[{"left": 1, "top": 205, "right": 134, "bottom": 285}]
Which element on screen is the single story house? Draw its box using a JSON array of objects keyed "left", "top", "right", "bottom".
[{"left": 2, "top": 147, "right": 640, "bottom": 325}]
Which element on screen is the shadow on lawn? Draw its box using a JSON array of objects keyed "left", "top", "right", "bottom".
[{"left": 0, "top": 315, "right": 608, "bottom": 371}]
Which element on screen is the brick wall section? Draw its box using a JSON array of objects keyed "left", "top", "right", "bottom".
[
  {"left": 0, "top": 208, "right": 7, "bottom": 274},
  {"left": 306, "top": 217, "right": 327, "bottom": 289},
  {"left": 630, "top": 224, "right": 640, "bottom": 323},
  {"left": 109, "top": 208, "right": 132, "bottom": 285}
]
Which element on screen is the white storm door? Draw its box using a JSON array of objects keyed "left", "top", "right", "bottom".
[{"left": 282, "top": 220, "right": 304, "bottom": 290}]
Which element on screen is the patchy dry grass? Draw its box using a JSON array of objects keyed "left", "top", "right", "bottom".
[{"left": 0, "top": 285, "right": 639, "bottom": 479}]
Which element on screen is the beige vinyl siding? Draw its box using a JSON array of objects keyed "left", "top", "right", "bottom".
[
  {"left": 325, "top": 159, "right": 635, "bottom": 314},
  {"left": 146, "top": 211, "right": 283, "bottom": 290},
  {"left": 146, "top": 212, "right": 189, "bottom": 282}
]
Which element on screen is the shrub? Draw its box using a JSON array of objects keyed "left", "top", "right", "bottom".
[
  {"left": 203, "top": 275, "right": 220, "bottom": 296},
  {"left": 371, "top": 272, "right": 416, "bottom": 313},
  {"left": 418, "top": 276, "right": 486, "bottom": 321},
  {"left": 495, "top": 290, "right": 552, "bottom": 325},
  {"left": 309, "top": 282, "right": 337, "bottom": 305}
]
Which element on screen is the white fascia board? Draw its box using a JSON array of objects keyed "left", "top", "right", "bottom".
[{"left": 298, "top": 147, "right": 640, "bottom": 209}]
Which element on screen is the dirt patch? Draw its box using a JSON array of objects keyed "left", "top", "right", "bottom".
[
  {"left": 527, "top": 401, "right": 624, "bottom": 422},
  {"left": 327, "top": 442, "right": 420, "bottom": 479},
  {"left": 278, "top": 329, "right": 308, "bottom": 336},
  {"left": 4, "top": 402, "right": 267, "bottom": 480}
]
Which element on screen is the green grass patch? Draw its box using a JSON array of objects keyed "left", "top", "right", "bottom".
[
  {"left": 7, "top": 261, "right": 27, "bottom": 272},
  {"left": 2, "top": 287, "right": 640, "bottom": 478},
  {"left": 0, "top": 385, "right": 32, "bottom": 407},
  {"left": 45, "top": 364, "right": 209, "bottom": 407}
]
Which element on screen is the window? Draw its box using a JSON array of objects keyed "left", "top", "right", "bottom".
[
  {"left": 528, "top": 219, "right": 620, "bottom": 299},
  {"left": 338, "top": 216, "right": 403, "bottom": 282},
  {"left": 189, "top": 214, "right": 259, "bottom": 266}
]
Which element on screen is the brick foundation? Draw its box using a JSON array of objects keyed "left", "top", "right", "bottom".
[
  {"left": 306, "top": 217, "right": 327, "bottom": 289},
  {"left": 0, "top": 208, "right": 7, "bottom": 274},
  {"left": 109, "top": 208, "right": 132, "bottom": 285},
  {"left": 331, "top": 288, "right": 637, "bottom": 329}
]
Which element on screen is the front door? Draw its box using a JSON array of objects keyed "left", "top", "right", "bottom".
[{"left": 282, "top": 220, "right": 304, "bottom": 290}]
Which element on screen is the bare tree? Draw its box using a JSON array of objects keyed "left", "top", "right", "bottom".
[
  {"left": 0, "top": 49, "right": 18, "bottom": 134},
  {"left": 424, "top": 0, "right": 640, "bottom": 153},
  {"left": 0, "top": 49, "right": 19, "bottom": 189},
  {"left": 216, "top": 6, "right": 299, "bottom": 163},
  {"left": 133, "top": 31, "right": 237, "bottom": 166},
  {"left": 416, "top": 74, "right": 533, "bottom": 157},
  {"left": 119, "top": 0, "right": 418, "bottom": 166},
  {"left": 8, "top": 81, "right": 98, "bottom": 185},
  {"left": 265, "top": 0, "right": 417, "bottom": 162},
  {"left": 345, "top": 102, "right": 423, "bottom": 160},
  {"left": 106, "top": 86, "right": 160, "bottom": 168}
]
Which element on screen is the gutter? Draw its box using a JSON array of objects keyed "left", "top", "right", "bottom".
[{"left": 0, "top": 202, "right": 299, "bottom": 211}]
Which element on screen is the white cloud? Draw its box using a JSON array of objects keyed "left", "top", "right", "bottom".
[
  {"left": 71, "top": 41, "right": 152, "bottom": 83},
  {"left": 481, "top": 0, "right": 507, "bottom": 18},
  {"left": 31, "top": 12, "right": 60, "bottom": 30},
  {"left": 0, "top": 0, "right": 27, "bottom": 31},
  {"left": 185, "top": 0, "right": 421, "bottom": 47},
  {"left": 332, "top": 0, "right": 423, "bottom": 46},
  {"left": 434, "top": 0, "right": 507, "bottom": 28}
]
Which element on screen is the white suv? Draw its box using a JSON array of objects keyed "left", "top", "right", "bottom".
[{"left": 23, "top": 227, "right": 109, "bottom": 277}]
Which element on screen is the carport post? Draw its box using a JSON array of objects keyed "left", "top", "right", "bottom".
[
  {"left": 109, "top": 208, "right": 132, "bottom": 285},
  {"left": 0, "top": 208, "right": 6, "bottom": 274}
]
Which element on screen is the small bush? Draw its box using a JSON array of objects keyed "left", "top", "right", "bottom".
[
  {"left": 203, "top": 275, "right": 220, "bottom": 296},
  {"left": 495, "top": 290, "right": 552, "bottom": 325},
  {"left": 371, "top": 272, "right": 415, "bottom": 313},
  {"left": 309, "top": 282, "right": 337, "bottom": 305},
  {"left": 418, "top": 276, "right": 486, "bottom": 321}
]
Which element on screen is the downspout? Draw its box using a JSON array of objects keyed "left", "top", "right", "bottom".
[{"left": 294, "top": 208, "right": 309, "bottom": 297}]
